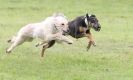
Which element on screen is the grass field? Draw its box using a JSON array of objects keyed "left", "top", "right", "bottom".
[{"left": 0, "top": 0, "right": 133, "bottom": 80}]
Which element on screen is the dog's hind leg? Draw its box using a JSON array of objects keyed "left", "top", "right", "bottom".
[
  {"left": 41, "top": 44, "right": 49, "bottom": 57},
  {"left": 58, "top": 35, "right": 73, "bottom": 44},
  {"left": 6, "top": 36, "right": 25, "bottom": 53}
]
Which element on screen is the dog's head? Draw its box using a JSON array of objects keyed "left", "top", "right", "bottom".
[
  {"left": 85, "top": 13, "right": 101, "bottom": 31},
  {"left": 53, "top": 13, "right": 68, "bottom": 33}
]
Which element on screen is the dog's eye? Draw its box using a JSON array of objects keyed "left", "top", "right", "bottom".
[
  {"left": 91, "top": 20, "right": 95, "bottom": 23},
  {"left": 91, "top": 19, "right": 97, "bottom": 23},
  {"left": 61, "top": 23, "right": 64, "bottom": 26}
]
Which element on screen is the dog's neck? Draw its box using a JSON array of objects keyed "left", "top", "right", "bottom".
[
  {"left": 84, "top": 16, "right": 91, "bottom": 29},
  {"left": 84, "top": 17, "right": 88, "bottom": 26}
]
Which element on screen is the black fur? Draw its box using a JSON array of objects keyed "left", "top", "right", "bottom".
[
  {"left": 68, "top": 16, "right": 87, "bottom": 38},
  {"left": 47, "top": 40, "right": 55, "bottom": 48}
]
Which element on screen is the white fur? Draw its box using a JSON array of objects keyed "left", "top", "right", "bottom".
[
  {"left": 85, "top": 17, "right": 88, "bottom": 26},
  {"left": 6, "top": 13, "right": 73, "bottom": 53}
]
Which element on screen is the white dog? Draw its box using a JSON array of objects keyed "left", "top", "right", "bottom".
[{"left": 6, "top": 13, "right": 73, "bottom": 55}]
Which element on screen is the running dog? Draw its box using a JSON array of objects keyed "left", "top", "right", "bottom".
[
  {"left": 6, "top": 13, "right": 73, "bottom": 57},
  {"left": 68, "top": 13, "right": 101, "bottom": 50}
]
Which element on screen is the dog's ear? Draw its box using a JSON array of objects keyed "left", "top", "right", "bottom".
[
  {"left": 53, "top": 18, "right": 58, "bottom": 26},
  {"left": 86, "top": 13, "right": 90, "bottom": 21},
  {"left": 86, "top": 13, "right": 89, "bottom": 18}
]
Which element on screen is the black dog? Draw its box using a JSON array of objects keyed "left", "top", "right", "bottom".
[
  {"left": 67, "top": 13, "right": 101, "bottom": 50},
  {"left": 40, "top": 13, "right": 101, "bottom": 57}
]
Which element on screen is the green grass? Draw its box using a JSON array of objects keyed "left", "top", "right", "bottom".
[{"left": 0, "top": 0, "right": 133, "bottom": 80}]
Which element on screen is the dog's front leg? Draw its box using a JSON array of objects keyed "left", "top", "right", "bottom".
[
  {"left": 36, "top": 34, "right": 57, "bottom": 47},
  {"left": 56, "top": 35, "right": 73, "bottom": 44},
  {"left": 85, "top": 32, "right": 96, "bottom": 51},
  {"left": 36, "top": 42, "right": 47, "bottom": 47}
]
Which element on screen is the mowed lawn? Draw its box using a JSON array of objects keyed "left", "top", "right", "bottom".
[{"left": 0, "top": 0, "right": 133, "bottom": 80}]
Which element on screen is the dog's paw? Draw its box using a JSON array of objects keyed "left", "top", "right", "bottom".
[
  {"left": 86, "top": 41, "right": 91, "bottom": 51},
  {"left": 86, "top": 41, "right": 96, "bottom": 51},
  {"left": 6, "top": 48, "right": 11, "bottom": 53},
  {"left": 91, "top": 41, "right": 96, "bottom": 47},
  {"left": 68, "top": 40, "right": 73, "bottom": 44}
]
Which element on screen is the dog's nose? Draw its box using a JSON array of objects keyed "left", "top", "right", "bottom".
[
  {"left": 98, "top": 26, "right": 101, "bottom": 29},
  {"left": 98, "top": 24, "right": 101, "bottom": 28},
  {"left": 97, "top": 27, "right": 101, "bottom": 31},
  {"left": 97, "top": 24, "right": 101, "bottom": 31},
  {"left": 62, "top": 29, "right": 69, "bottom": 35},
  {"left": 96, "top": 26, "right": 101, "bottom": 31}
]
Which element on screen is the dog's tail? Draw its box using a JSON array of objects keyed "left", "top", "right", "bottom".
[{"left": 7, "top": 36, "right": 16, "bottom": 43}]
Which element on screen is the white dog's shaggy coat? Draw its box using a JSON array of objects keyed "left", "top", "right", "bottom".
[{"left": 6, "top": 13, "right": 73, "bottom": 54}]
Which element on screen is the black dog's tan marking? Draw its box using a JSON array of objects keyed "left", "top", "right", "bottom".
[{"left": 41, "top": 13, "right": 101, "bottom": 57}]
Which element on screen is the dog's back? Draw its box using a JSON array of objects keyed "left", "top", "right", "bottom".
[{"left": 68, "top": 16, "right": 87, "bottom": 38}]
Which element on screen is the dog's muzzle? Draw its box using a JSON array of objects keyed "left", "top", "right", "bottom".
[
  {"left": 62, "top": 29, "right": 69, "bottom": 35},
  {"left": 96, "top": 26, "right": 101, "bottom": 31},
  {"left": 93, "top": 24, "right": 101, "bottom": 31},
  {"left": 97, "top": 24, "right": 101, "bottom": 31}
]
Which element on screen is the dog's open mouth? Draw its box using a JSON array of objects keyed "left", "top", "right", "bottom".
[
  {"left": 93, "top": 27, "right": 101, "bottom": 31},
  {"left": 62, "top": 29, "right": 69, "bottom": 35},
  {"left": 97, "top": 27, "right": 101, "bottom": 31}
]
